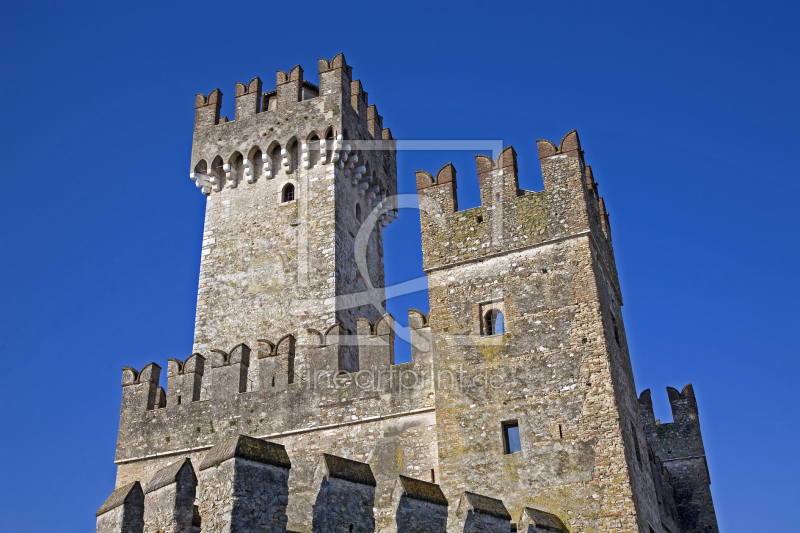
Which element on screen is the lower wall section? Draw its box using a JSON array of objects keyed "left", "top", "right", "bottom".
[{"left": 116, "top": 411, "right": 439, "bottom": 533}]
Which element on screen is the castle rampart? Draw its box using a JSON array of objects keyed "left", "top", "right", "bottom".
[
  {"left": 115, "top": 312, "right": 443, "bottom": 533},
  {"left": 101, "top": 442, "right": 560, "bottom": 533},
  {"left": 638, "top": 386, "right": 719, "bottom": 532},
  {"left": 101, "top": 54, "right": 719, "bottom": 533}
]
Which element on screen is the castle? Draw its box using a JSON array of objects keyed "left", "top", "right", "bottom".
[{"left": 97, "top": 53, "right": 719, "bottom": 533}]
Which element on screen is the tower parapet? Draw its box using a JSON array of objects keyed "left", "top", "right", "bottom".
[
  {"left": 417, "top": 133, "right": 617, "bottom": 298},
  {"left": 639, "top": 386, "right": 719, "bottom": 532},
  {"left": 416, "top": 135, "right": 670, "bottom": 531},
  {"left": 187, "top": 53, "right": 397, "bottom": 357}
]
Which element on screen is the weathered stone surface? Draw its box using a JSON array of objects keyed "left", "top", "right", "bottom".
[
  {"left": 199, "top": 434, "right": 291, "bottom": 471},
  {"left": 102, "top": 55, "right": 720, "bottom": 533},
  {"left": 518, "top": 507, "right": 568, "bottom": 533},
  {"left": 197, "top": 435, "right": 291, "bottom": 533},
  {"left": 390, "top": 475, "right": 448, "bottom": 533},
  {"left": 96, "top": 481, "right": 144, "bottom": 533},
  {"left": 640, "top": 386, "right": 719, "bottom": 532},
  {"left": 311, "top": 455, "right": 376, "bottom": 533},
  {"left": 142, "top": 458, "right": 198, "bottom": 533},
  {"left": 455, "top": 492, "right": 511, "bottom": 533},
  {"left": 189, "top": 53, "right": 396, "bottom": 357}
]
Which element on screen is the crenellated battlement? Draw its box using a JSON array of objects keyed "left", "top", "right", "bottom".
[
  {"left": 639, "top": 384, "right": 706, "bottom": 460},
  {"left": 115, "top": 311, "right": 434, "bottom": 466},
  {"left": 638, "top": 385, "right": 718, "bottom": 531},
  {"left": 188, "top": 53, "right": 398, "bottom": 357},
  {"left": 416, "top": 132, "right": 619, "bottom": 305},
  {"left": 99, "top": 436, "right": 566, "bottom": 533},
  {"left": 191, "top": 54, "right": 393, "bottom": 191}
]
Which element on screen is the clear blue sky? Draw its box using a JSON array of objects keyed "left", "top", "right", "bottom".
[{"left": 1, "top": 1, "right": 797, "bottom": 531}]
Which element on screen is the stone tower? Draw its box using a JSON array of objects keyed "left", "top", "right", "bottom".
[
  {"left": 103, "top": 54, "right": 719, "bottom": 533},
  {"left": 415, "top": 134, "right": 716, "bottom": 532},
  {"left": 190, "top": 53, "right": 397, "bottom": 371}
]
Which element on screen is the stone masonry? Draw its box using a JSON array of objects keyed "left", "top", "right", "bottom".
[{"left": 98, "top": 53, "right": 719, "bottom": 533}]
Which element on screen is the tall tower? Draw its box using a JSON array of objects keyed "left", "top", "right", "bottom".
[
  {"left": 416, "top": 133, "right": 669, "bottom": 531},
  {"left": 189, "top": 53, "right": 396, "bottom": 371}
]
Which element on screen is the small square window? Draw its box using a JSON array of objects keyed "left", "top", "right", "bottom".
[{"left": 502, "top": 421, "right": 521, "bottom": 454}]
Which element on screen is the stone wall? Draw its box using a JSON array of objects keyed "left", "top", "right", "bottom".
[
  {"left": 115, "top": 314, "right": 439, "bottom": 533},
  {"left": 104, "top": 53, "right": 720, "bottom": 532},
  {"left": 196, "top": 435, "right": 291, "bottom": 533},
  {"left": 190, "top": 53, "right": 396, "bottom": 356},
  {"left": 96, "top": 481, "right": 145, "bottom": 533},
  {"left": 639, "top": 386, "right": 719, "bottom": 532},
  {"left": 417, "top": 135, "right": 667, "bottom": 532},
  {"left": 101, "top": 442, "right": 564, "bottom": 533}
]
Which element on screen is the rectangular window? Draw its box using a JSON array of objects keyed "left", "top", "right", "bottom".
[{"left": 502, "top": 421, "right": 521, "bottom": 454}]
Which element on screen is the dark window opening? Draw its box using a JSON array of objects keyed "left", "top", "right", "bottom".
[
  {"left": 484, "top": 310, "right": 504, "bottom": 336},
  {"left": 325, "top": 130, "right": 334, "bottom": 164},
  {"left": 631, "top": 422, "right": 642, "bottom": 466},
  {"left": 476, "top": 215, "right": 483, "bottom": 223},
  {"left": 270, "top": 145, "right": 281, "bottom": 177},
  {"left": 541, "top": 268, "right": 548, "bottom": 273},
  {"left": 211, "top": 156, "right": 224, "bottom": 186},
  {"left": 176, "top": 395, "right": 181, "bottom": 405},
  {"left": 282, "top": 183, "right": 295, "bottom": 202},
  {"left": 430, "top": 468, "right": 435, "bottom": 483},
  {"left": 349, "top": 525, "right": 354, "bottom": 533},
  {"left": 502, "top": 421, "right": 521, "bottom": 454},
  {"left": 290, "top": 141, "right": 299, "bottom": 171},
  {"left": 308, "top": 135, "right": 319, "bottom": 168},
  {"left": 356, "top": 203, "right": 362, "bottom": 222},
  {"left": 510, "top": 524, "right": 518, "bottom": 533},
  {"left": 271, "top": 376, "right": 275, "bottom": 387},
  {"left": 611, "top": 314, "right": 620, "bottom": 345},
  {"left": 558, "top": 424, "right": 563, "bottom": 439}
]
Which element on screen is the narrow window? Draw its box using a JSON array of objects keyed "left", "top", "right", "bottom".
[
  {"left": 324, "top": 130, "right": 334, "bottom": 164},
  {"left": 176, "top": 395, "right": 181, "bottom": 405},
  {"left": 287, "top": 348, "right": 295, "bottom": 385},
  {"left": 631, "top": 422, "right": 642, "bottom": 466},
  {"left": 612, "top": 314, "right": 620, "bottom": 345},
  {"left": 485, "top": 310, "right": 504, "bottom": 336},
  {"left": 430, "top": 468, "right": 435, "bottom": 483},
  {"left": 558, "top": 424, "right": 563, "bottom": 439},
  {"left": 355, "top": 203, "right": 362, "bottom": 223},
  {"left": 211, "top": 156, "right": 224, "bottom": 186},
  {"left": 271, "top": 376, "right": 275, "bottom": 387},
  {"left": 291, "top": 141, "right": 299, "bottom": 171},
  {"left": 502, "top": 421, "right": 521, "bottom": 454},
  {"left": 252, "top": 149, "right": 263, "bottom": 180},
  {"left": 282, "top": 183, "right": 295, "bottom": 202},
  {"left": 270, "top": 145, "right": 281, "bottom": 177},
  {"left": 308, "top": 135, "right": 319, "bottom": 168}
]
